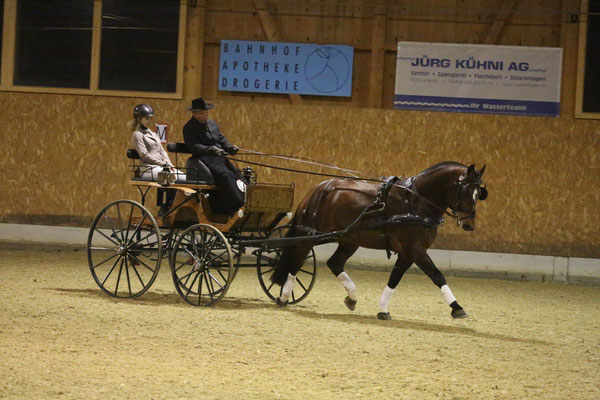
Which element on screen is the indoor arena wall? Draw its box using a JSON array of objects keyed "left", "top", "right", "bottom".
[{"left": 1, "top": 91, "right": 598, "bottom": 257}]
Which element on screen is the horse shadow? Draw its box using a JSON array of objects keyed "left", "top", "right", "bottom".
[
  {"left": 47, "top": 288, "right": 549, "bottom": 345},
  {"left": 283, "top": 308, "right": 551, "bottom": 345}
]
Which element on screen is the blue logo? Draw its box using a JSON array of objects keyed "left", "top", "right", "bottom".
[{"left": 304, "top": 47, "right": 350, "bottom": 93}]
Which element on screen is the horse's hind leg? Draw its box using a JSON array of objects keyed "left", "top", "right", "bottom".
[
  {"left": 377, "top": 256, "right": 413, "bottom": 320},
  {"left": 327, "top": 243, "right": 359, "bottom": 310},
  {"left": 414, "top": 249, "right": 467, "bottom": 319},
  {"left": 276, "top": 242, "right": 314, "bottom": 306}
]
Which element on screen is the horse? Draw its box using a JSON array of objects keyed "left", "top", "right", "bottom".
[{"left": 270, "top": 162, "right": 488, "bottom": 320}]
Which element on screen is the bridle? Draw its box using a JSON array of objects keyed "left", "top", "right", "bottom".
[
  {"left": 445, "top": 175, "right": 488, "bottom": 225},
  {"left": 397, "top": 174, "right": 487, "bottom": 226}
]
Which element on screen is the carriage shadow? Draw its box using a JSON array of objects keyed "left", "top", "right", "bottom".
[
  {"left": 48, "top": 287, "right": 279, "bottom": 310},
  {"left": 285, "top": 308, "right": 551, "bottom": 345}
]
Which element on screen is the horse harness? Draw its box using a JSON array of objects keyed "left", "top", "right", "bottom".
[
  {"left": 292, "top": 174, "right": 485, "bottom": 252},
  {"left": 369, "top": 175, "right": 444, "bottom": 228}
]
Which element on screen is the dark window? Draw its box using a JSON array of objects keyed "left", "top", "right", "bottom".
[
  {"left": 583, "top": 0, "right": 600, "bottom": 113},
  {"left": 99, "top": 0, "right": 180, "bottom": 93},
  {"left": 14, "top": 0, "right": 93, "bottom": 88}
]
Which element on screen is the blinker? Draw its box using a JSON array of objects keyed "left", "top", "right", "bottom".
[{"left": 478, "top": 184, "right": 488, "bottom": 201}]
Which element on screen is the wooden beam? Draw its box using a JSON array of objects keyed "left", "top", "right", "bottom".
[
  {"left": 481, "top": 0, "right": 520, "bottom": 44},
  {"left": 184, "top": 0, "right": 206, "bottom": 99},
  {"left": 559, "top": 0, "right": 580, "bottom": 118},
  {"left": 175, "top": 1, "right": 188, "bottom": 98},
  {"left": 575, "top": 0, "right": 591, "bottom": 117},
  {"left": 1, "top": 0, "right": 16, "bottom": 87},
  {"left": 89, "top": 0, "right": 102, "bottom": 90},
  {"left": 368, "top": 6, "right": 387, "bottom": 108},
  {"left": 253, "top": 0, "right": 302, "bottom": 105}
]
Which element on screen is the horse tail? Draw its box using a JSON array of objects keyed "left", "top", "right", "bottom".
[{"left": 269, "top": 224, "right": 297, "bottom": 285}]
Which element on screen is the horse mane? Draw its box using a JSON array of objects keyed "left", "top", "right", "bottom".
[{"left": 416, "top": 161, "right": 466, "bottom": 177}]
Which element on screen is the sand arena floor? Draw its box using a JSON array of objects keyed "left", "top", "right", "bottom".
[{"left": 0, "top": 248, "right": 599, "bottom": 399}]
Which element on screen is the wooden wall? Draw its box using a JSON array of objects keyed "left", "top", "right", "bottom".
[
  {"left": 1, "top": 92, "right": 598, "bottom": 257},
  {"left": 0, "top": 0, "right": 598, "bottom": 258}
]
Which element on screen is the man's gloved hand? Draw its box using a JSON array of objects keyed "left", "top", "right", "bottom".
[
  {"left": 207, "top": 146, "right": 226, "bottom": 156},
  {"left": 225, "top": 145, "right": 239, "bottom": 155}
]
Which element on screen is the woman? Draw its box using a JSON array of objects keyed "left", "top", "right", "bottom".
[{"left": 129, "top": 103, "right": 185, "bottom": 217}]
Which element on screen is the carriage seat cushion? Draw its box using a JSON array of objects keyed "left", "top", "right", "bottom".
[
  {"left": 166, "top": 142, "right": 191, "bottom": 154},
  {"left": 166, "top": 142, "right": 215, "bottom": 185},
  {"left": 185, "top": 158, "right": 215, "bottom": 185},
  {"left": 127, "top": 146, "right": 213, "bottom": 185},
  {"left": 127, "top": 149, "right": 140, "bottom": 159}
]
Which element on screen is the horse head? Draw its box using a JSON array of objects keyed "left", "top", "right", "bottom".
[{"left": 446, "top": 164, "right": 488, "bottom": 231}]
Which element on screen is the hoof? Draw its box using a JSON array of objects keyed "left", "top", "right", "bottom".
[
  {"left": 377, "top": 312, "right": 391, "bottom": 320},
  {"left": 275, "top": 297, "right": 288, "bottom": 307},
  {"left": 344, "top": 296, "right": 357, "bottom": 311},
  {"left": 451, "top": 309, "right": 468, "bottom": 319}
]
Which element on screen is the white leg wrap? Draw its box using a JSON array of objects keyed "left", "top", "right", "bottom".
[
  {"left": 337, "top": 272, "right": 357, "bottom": 301},
  {"left": 280, "top": 273, "right": 296, "bottom": 302},
  {"left": 440, "top": 284, "right": 457, "bottom": 305},
  {"left": 379, "top": 285, "right": 395, "bottom": 313}
]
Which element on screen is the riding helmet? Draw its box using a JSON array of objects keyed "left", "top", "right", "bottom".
[{"left": 133, "top": 104, "right": 155, "bottom": 119}]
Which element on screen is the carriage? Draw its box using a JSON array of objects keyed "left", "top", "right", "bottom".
[{"left": 86, "top": 143, "right": 318, "bottom": 306}]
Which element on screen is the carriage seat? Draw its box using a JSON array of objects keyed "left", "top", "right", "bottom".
[
  {"left": 166, "top": 142, "right": 215, "bottom": 185},
  {"left": 126, "top": 148, "right": 209, "bottom": 184}
]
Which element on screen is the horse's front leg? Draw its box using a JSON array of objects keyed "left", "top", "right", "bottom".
[
  {"left": 414, "top": 248, "right": 467, "bottom": 319},
  {"left": 377, "top": 256, "right": 413, "bottom": 320}
]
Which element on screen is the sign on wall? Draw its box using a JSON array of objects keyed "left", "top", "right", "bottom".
[
  {"left": 394, "top": 42, "right": 563, "bottom": 117},
  {"left": 218, "top": 40, "right": 353, "bottom": 97},
  {"left": 155, "top": 123, "right": 168, "bottom": 144}
]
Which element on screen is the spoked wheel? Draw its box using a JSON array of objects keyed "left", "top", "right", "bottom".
[
  {"left": 87, "top": 200, "right": 162, "bottom": 298},
  {"left": 170, "top": 224, "right": 233, "bottom": 306},
  {"left": 256, "top": 225, "right": 317, "bottom": 304}
]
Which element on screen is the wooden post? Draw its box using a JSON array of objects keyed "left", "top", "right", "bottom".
[
  {"left": 559, "top": 0, "right": 580, "bottom": 118},
  {"left": 574, "top": 0, "right": 589, "bottom": 117},
  {"left": 184, "top": 0, "right": 206, "bottom": 99},
  {"left": 1, "top": 0, "right": 16, "bottom": 87},
  {"left": 253, "top": 0, "right": 302, "bottom": 105},
  {"left": 480, "top": 0, "right": 519, "bottom": 44},
  {"left": 89, "top": 0, "right": 102, "bottom": 91},
  {"left": 368, "top": 6, "right": 387, "bottom": 108}
]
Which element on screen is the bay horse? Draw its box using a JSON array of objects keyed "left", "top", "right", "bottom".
[{"left": 270, "top": 162, "right": 488, "bottom": 320}]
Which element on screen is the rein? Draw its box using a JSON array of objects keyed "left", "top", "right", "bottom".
[
  {"left": 227, "top": 155, "right": 383, "bottom": 183},
  {"left": 226, "top": 152, "right": 471, "bottom": 225},
  {"left": 237, "top": 148, "right": 369, "bottom": 178}
]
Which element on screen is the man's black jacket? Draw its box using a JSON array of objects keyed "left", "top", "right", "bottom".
[{"left": 183, "top": 117, "right": 237, "bottom": 175}]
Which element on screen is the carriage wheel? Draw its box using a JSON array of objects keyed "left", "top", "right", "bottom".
[
  {"left": 87, "top": 200, "right": 162, "bottom": 299},
  {"left": 170, "top": 224, "right": 233, "bottom": 306},
  {"left": 256, "top": 225, "right": 317, "bottom": 304}
]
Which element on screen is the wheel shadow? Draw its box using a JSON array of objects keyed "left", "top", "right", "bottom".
[
  {"left": 47, "top": 287, "right": 277, "bottom": 310},
  {"left": 283, "top": 308, "right": 552, "bottom": 345}
]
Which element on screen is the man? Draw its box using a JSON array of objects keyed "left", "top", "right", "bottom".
[{"left": 183, "top": 97, "right": 245, "bottom": 215}]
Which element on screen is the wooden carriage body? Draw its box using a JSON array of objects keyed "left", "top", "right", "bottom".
[
  {"left": 126, "top": 142, "right": 295, "bottom": 234},
  {"left": 128, "top": 179, "right": 295, "bottom": 235}
]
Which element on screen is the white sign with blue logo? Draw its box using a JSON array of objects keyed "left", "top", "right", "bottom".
[
  {"left": 394, "top": 42, "right": 563, "bottom": 117},
  {"left": 219, "top": 40, "right": 353, "bottom": 97}
]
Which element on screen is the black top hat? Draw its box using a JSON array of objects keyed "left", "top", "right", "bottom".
[{"left": 187, "top": 97, "right": 214, "bottom": 111}]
